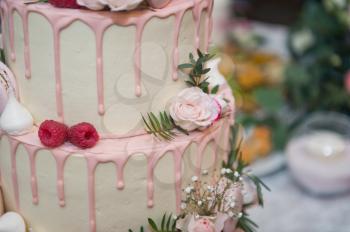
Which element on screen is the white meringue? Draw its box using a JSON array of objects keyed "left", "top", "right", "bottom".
[
  {"left": 0, "top": 92, "right": 33, "bottom": 135},
  {"left": 77, "top": 0, "right": 143, "bottom": 11},
  {"left": 100, "top": 0, "right": 143, "bottom": 11},
  {"left": 76, "top": 0, "right": 105, "bottom": 10},
  {"left": 0, "top": 212, "right": 26, "bottom": 232},
  {"left": 0, "top": 62, "right": 17, "bottom": 114}
]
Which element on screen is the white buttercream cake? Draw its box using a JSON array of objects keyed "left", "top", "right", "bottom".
[{"left": 0, "top": 0, "right": 236, "bottom": 231}]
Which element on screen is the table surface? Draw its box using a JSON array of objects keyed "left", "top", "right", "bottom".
[{"left": 249, "top": 169, "right": 350, "bottom": 232}]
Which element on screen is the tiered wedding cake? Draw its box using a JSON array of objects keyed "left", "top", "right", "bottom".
[{"left": 0, "top": 0, "right": 236, "bottom": 231}]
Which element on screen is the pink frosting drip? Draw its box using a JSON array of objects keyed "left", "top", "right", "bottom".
[
  {"left": 0, "top": 115, "right": 232, "bottom": 232},
  {"left": 0, "top": 0, "right": 213, "bottom": 119}
]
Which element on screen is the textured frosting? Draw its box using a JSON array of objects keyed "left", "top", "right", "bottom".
[{"left": 0, "top": 0, "right": 214, "bottom": 136}]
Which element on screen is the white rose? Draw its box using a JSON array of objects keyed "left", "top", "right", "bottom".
[{"left": 169, "top": 87, "right": 220, "bottom": 132}]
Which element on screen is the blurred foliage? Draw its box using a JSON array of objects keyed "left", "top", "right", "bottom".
[
  {"left": 219, "top": 27, "right": 288, "bottom": 162},
  {"left": 285, "top": 0, "right": 350, "bottom": 115}
]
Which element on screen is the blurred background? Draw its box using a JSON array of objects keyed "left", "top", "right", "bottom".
[{"left": 212, "top": 0, "right": 350, "bottom": 231}]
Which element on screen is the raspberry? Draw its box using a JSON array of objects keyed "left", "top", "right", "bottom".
[
  {"left": 68, "top": 122, "right": 99, "bottom": 149},
  {"left": 38, "top": 120, "right": 68, "bottom": 148},
  {"left": 48, "top": 0, "right": 81, "bottom": 9}
]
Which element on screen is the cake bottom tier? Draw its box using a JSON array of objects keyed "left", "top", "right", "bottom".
[{"left": 0, "top": 118, "right": 231, "bottom": 232}]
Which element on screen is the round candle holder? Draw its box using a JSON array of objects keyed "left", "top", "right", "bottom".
[{"left": 286, "top": 112, "right": 350, "bottom": 195}]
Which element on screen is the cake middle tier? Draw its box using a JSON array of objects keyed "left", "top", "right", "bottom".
[
  {"left": 1, "top": 0, "right": 214, "bottom": 136},
  {"left": 0, "top": 117, "right": 231, "bottom": 232}
]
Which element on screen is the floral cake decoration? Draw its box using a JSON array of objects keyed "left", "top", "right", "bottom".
[
  {"left": 142, "top": 49, "right": 231, "bottom": 140},
  {"left": 25, "top": 0, "right": 171, "bottom": 10},
  {"left": 130, "top": 125, "right": 270, "bottom": 232}
]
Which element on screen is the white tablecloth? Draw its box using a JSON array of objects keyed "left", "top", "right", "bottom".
[{"left": 249, "top": 170, "right": 350, "bottom": 232}]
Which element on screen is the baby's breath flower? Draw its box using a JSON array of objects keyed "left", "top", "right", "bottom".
[
  {"left": 207, "top": 185, "right": 214, "bottom": 192},
  {"left": 198, "top": 200, "right": 203, "bottom": 206},
  {"left": 238, "top": 212, "right": 243, "bottom": 218},
  {"left": 221, "top": 168, "right": 227, "bottom": 175},
  {"left": 181, "top": 203, "right": 187, "bottom": 209},
  {"left": 184, "top": 186, "right": 193, "bottom": 194},
  {"left": 202, "top": 169, "right": 209, "bottom": 175},
  {"left": 234, "top": 171, "right": 240, "bottom": 177},
  {"left": 230, "top": 202, "right": 236, "bottom": 208},
  {"left": 228, "top": 211, "right": 234, "bottom": 217},
  {"left": 191, "top": 176, "right": 199, "bottom": 182}
]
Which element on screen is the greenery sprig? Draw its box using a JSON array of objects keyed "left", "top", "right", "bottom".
[
  {"left": 142, "top": 111, "right": 188, "bottom": 141},
  {"left": 223, "top": 125, "right": 270, "bottom": 207},
  {"left": 178, "top": 49, "right": 218, "bottom": 94},
  {"left": 237, "top": 211, "right": 259, "bottom": 232},
  {"left": 222, "top": 125, "right": 270, "bottom": 231},
  {"left": 129, "top": 213, "right": 177, "bottom": 232}
]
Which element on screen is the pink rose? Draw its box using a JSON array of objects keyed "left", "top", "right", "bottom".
[
  {"left": 188, "top": 217, "right": 215, "bottom": 232},
  {"left": 345, "top": 71, "right": 350, "bottom": 94},
  {"left": 169, "top": 87, "right": 220, "bottom": 131}
]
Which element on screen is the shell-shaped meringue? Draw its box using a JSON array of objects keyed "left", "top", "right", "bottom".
[
  {"left": 77, "top": 0, "right": 105, "bottom": 10},
  {"left": 0, "top": 62, "right": 17, "bottom": 114},
  {"left": 146, "top": 0, "right": 171, "bottom": 9},
  {"left": 0, "top": 92, "right": 33, "bottom": 136},
  {"left": 0, "top": 212, "right": 26, "bottom": 232},
  {"left": 98, "top": 0, "right": 143, "bottom": 11}
]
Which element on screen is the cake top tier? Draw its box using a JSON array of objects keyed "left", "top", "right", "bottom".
[
  {"left": 9, "top": 0, "right": 211, "bottom": 19},
  {"left": 1, "top": 0, "right": 217, "bottom": 138}
]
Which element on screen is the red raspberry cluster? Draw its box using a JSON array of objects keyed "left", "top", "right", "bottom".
[{"left": 38, "top": 120, "right": 99, "bottom": 149}]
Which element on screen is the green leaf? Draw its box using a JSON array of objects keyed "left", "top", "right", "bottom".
[
  {"left": 161, "top": 213, "right": 166, "bottom": 231},
  {"left": 201, "top": 68, "right": 211, "bottom": 74},
  {"left": 166, "top": 214, "right": 171, "bottom": 231},
  {"left": 197, "top": 49, "right": 204, "bottom": 58},
  {"left": 189, "top": 53, "right": 195, "bottom": 64},
  {"left": 178, "top": 49, "right": 216, "bottom": 92},
  {"left": 185, "top": 80, "right": 196, "bottom": 87},
  {"left": 148, "top": 218, "right": 159, "bottom": 232},
  {"left": 142, "top": 112, "right": 188, "bottom": 140},
  {"left": 178, "top": 63, "right": 193, "bottom": 69},
  {"left": 211, "top": 85, "right": 220, "bottom": 94}
]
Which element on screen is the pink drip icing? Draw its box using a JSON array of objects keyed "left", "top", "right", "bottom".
[
  {"left": 22, "top": 144, "right": 40, "bottom": 205},
  {"left": 17, "top": 7, "right": 31, "bottom": 79},
  {"left": 134, "top": 21, "right": 145, "bottom": 97},
  {"left": 0, "top": 7, "right": 7, "bottom": 61},
  {"left": 86, "top": 158, "right": 98, "bottom": 232},
  {"left": 171, "top": 11, "right": 185, "bottom": 81},
  {"left": 204, "top": 0, "right": 214, "bottom": 52},
  {"left": 51, "top": 149, "right": 71, "bottom": 207},
  {"left": 8, "top": 138, "right": 20, "bottom": 210},
  {"left": 192, "top": 0, "right": 206, "bottom": 49},
  {"left": 94, "top": 26, "right": 108, "bottom": 116},
  {"left": 1, "top": 0, "right": 212, "bottom": 120},
  {"left": 146, "top": 154, "right": 156, "bottom": 208}
]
